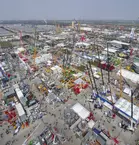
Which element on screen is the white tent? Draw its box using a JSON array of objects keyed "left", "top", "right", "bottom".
[
  {"left": 51, "top": 65, "right": 62, "bottom": 74},
  {"left": 117, "top": 69, "right": 139, "bottom": 84},
  {"left": 72, "top": 72, "right": 82, "bottom": 78},
  {"left": 71, "top": 103, "right": 90, "bottom": 120},
  {"left": 35, "top": 53, "right": 52, "bottom": 64},
  {"left": 15, "top": 103, "right": 25, "bottom": 117},
  {"left": 104, "top": 47, "right": 118, "bottom": 54},
  {"left": 88, "top": 120, "right": 95, "bottom": 129},
  {"left": 74, "top": 78, "right": 85, "bottom": 85},
  {"left": 75, "top": 42, "right": 90, "bottom": 47},
  {"left": 114, "top": 98, "right": 139, "bottom": 123},
  {"left": 80, "top": 27, "right": 92, "bottom": 32},
  {"left": 56, "top": 43, "right": 65, "bottom": 47},
  {"left": 17, "top": 47, "right": 25, "bottom": 52},
  {"left": 109, "top": 40, "right": 130, "bottom": 46}
]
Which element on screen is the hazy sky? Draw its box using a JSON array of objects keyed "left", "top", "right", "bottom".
[{"left": 0, "top": 0, "right": 138, "bottom": 20}]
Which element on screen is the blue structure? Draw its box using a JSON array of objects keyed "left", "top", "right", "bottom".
[
  {"left": 0, "top": 66, "right": 9, "bottom": 86},
  {"left": 96, "top": 94, "right": 137, "bottom": 123}
]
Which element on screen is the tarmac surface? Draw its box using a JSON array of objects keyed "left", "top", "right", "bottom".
[
  {"left": 0, "top": 46, "right": 139, "bottom": 145},
  {"left": 0, "top": 84, "right": 139, "bottom": 145}
]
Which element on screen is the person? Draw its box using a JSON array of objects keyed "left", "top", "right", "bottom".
[
  {"left": 6, "top": 129, "right": 9, "bottom": 134},
  {"left": 1, "top": 133, "right": 3, "bottom": 138},
  {"left": 114, "top": 79, "right": 117, "bottom": 85},
  {"left": 98, "top": 120, "right": 101, "bottom": 128}
]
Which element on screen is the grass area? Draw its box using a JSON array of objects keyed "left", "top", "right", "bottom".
[
  {"left": 0, "top": 41, "right": 12, "bottom": 48},
  {"left": 111, "top": 58, "right": 121, "bottom": 66},
  {"left": 76, "top": 65, "right": 86, "bottom": 71}
]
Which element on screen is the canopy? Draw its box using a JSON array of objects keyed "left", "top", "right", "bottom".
[
  {"left": 17, "top": 47, "right": 25, "bottom": 52},
  {"left": 15, "top": 103, "right": 25, "bottom": 117},
  {"left": 117, "top": 69, "right": 139, "bottom": 84},
  {"left": 114, "top": 98, "right": 139, "bottom": 122},
  {"left": 74, "top": 78, "right": 85, "bottom": 85},
  {"left": 71, "top": 103, "right": 90, "bottom": 120}
]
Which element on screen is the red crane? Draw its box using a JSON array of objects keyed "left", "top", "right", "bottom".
[{"left": 80, "top": 35, "right": 86, "bottom": 42}]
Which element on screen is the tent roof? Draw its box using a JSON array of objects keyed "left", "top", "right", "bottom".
[
  {"left": 17, "top": 47, "right": 25, "bottom": 52},
  {"left": 114, "top": 98, "right": 139, "bottom": 122},
  {"left": 15, "top": 103, "right": 25, "bottom": 117},
  {"left": 117, "top": 69, "right": 139, "bottom": 84},
  {"left": 71, "top": 103, "right": 90, "bottom": 120}
]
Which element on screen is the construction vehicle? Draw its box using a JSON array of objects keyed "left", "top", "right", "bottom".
[
  {"left": 126, "top": 65, "right": 134, "bottom": 72},
  {"left": 67, "top": 79, "right": 75, "bottom": 89},
  {"left": 37, "top": 84, "right": 48, "bottom": 95},
  {"left": 45, "top": 68, "right": 51, "bottom": 73}
]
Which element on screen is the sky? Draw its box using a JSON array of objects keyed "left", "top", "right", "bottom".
[{"left": 0, "top": 0, "right": 138, "bottom": 20}]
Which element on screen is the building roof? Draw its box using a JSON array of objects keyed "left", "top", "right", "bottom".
[
  {"left": 109, "top": 40, "right": 130, "bottom": 46},
  {"left": 15, "top": 103, "right": 25, "bottom": 117},
  {"left": 114, "top": 98, "right": 139, "bottom": 122},
  {"left": 117, "top": 69, "right": 139, "bottom": 84}
]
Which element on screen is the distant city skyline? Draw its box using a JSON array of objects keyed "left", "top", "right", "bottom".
[{"left": 0, "top": 0, "right": 139, "bottom": 20}]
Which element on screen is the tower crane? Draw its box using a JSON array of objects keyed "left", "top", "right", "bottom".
[{"left": 94, "top": 37, "right": 105, "bottom": 93}]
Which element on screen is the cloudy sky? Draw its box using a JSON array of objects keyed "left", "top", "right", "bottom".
[{"left": 0, "top": 0, "right": 138, "bottom": 20}]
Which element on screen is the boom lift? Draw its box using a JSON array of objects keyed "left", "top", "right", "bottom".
[
  {"left": 19, "top": 30, "right": 24, "bottom": 48},
  {"left": 86, "top": 61, "right": 102, "bottom": 108},
  {"left": 119, "top": 60, "right": 123, "bottom": 98}
]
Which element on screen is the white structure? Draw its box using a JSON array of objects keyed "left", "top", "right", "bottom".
[
  {"left": 71, "top": 103, "right": 90, "bottom": 120},
  {"left": 114, "top": 98, "right": 139, "bottom": 123},
  {"left": 109, "top": 40, "right": 130, "bottom": 46},
  {"left": 56, "top": 43, "right": 65, "bottom": 48},
  {"left": 15, "top": 103, "right": 27, "bottom": 122},
  {"left": 35, "top": 53, "right": 52, "bottom": 64},
  {"left": 17, "top": 47, "right": 25, "bottom": 52},
  {"left": 15, "top": 87, "right": 27, "bottom": 106},
  {"left": 75, "top": 42, "right": 90, "bottom": 48},
  {"left": 72, "top": 72, "right": 82, "bottom": 78},
  {"left": 80, "top": 27, "right": 92, "bottom": 32},
  {"left": 117, "top": 69, "right": 139, "bottom": 84},
  {"left": 51, "top": 65, "right": 62, "bottom": 74},
  {"left": 88, "top": 120, "right": 95, "bottom": 129},
  {"left": 15, "top": 103, "right": 25, "bottom": 117},
  {"left": 43, "top": 46, "right": 50, "bottom": 52},
  {"left": 104, "top": 47, "right": 118, "bottom": 54},
  {"left": 74, "top": 78, "right": 85, "bottom": 85}
]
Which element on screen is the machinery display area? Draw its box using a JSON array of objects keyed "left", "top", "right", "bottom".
[{"left": 0, "top": 20, "right": 139, "bottom": 145}]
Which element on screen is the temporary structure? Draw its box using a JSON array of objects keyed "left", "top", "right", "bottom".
[
  {"left": 114, "top": 98, "right": 139, "bottom": 123},
  {"left": 117, "top": 69, "right": 139, "bottom": 84},
  {"left": 71, "top": 103, "right": 90, "bottom": 120}
]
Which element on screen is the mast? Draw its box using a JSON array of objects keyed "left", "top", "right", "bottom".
[
  {"left": 88, "top": 61, "right": 99, "bottom": 95},
  {"left": 86, "top": 64, "right": 94, "bottom": 90},
  {"left": 107, "top": 42, "right": 110, "bottom": 83},
  {"left": 95, "top": 42, "right": 104, "bottom": 86},
  {"left": 107, "top": 41, "right": 113, "bottom": 104}
]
